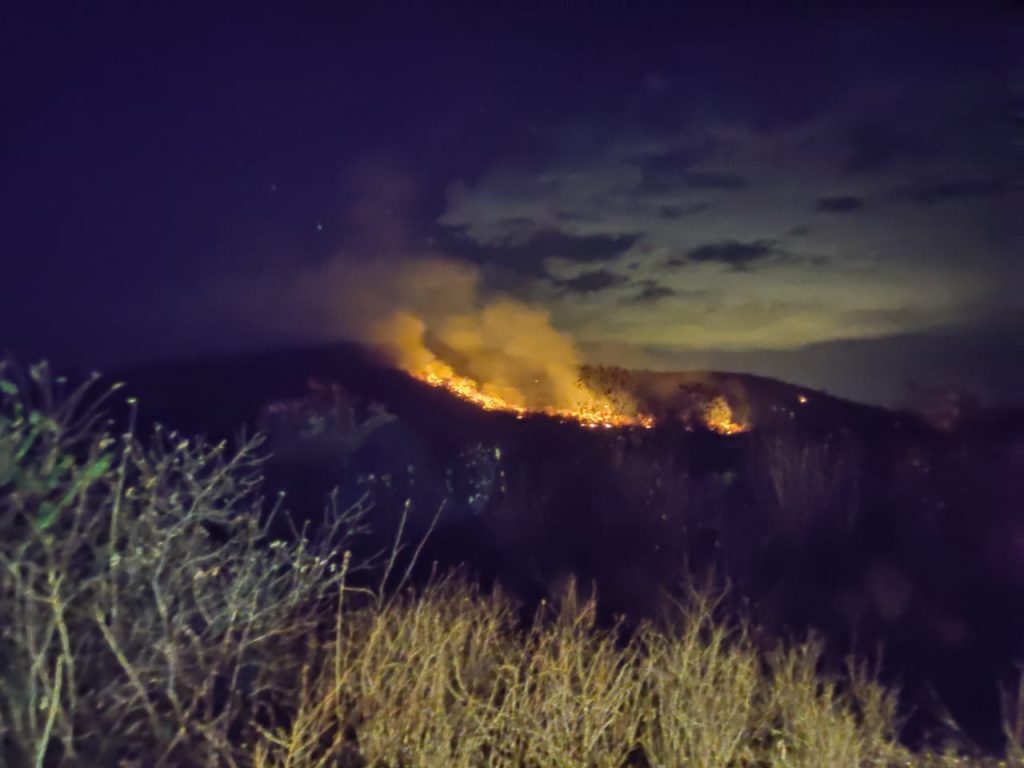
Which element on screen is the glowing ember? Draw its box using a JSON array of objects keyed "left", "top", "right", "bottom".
[
  {"left": 412, "top": 359, "right": 654, "bottom": 429},
  {"left": 701, "top": 395, "right": 749, "bottom": 435}
]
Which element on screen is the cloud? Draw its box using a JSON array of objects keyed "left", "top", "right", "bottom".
[
  {"left": 668, "top": 239, "right": 779, "bottom": 271},
  {"left": 843, "top": 125, "right": 924, "bottom": 174},
  {"left": 438, "top": 226, "right": 641, "bottom": 277},
  {"left": 657, "top": 202, "right": 712, "bottom": 219},
  {"left": 816, "top": 195, "right": 865, "bottom": 213},
  {"left": 633, "top": 138, "right": 741, "bottom": 195},
  {"left": 682, "top": 171, "right": 749, "bottom": 190},
  {"left": 636, "top": 146, "right": 694, "bottom": 175},
  {"left": 638, "top": 167, "right": 748, "bottom": 195},
  {"left": 621, "top": 279, "right": 676, "bottom": 304},
  {"left": 431, "top": 80, "right": 1016, "bottom": 397},
  {"left": 550, "top": 269, "right": 630, "bottom": 295},
  {"left": 899, "top": 176, "right": 1014, "bottom": 204}
]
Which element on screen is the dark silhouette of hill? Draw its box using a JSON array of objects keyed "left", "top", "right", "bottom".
[
  {"left": 110, "top": 340, "right": 933, "bottom": 445},
  {"left": 101, "top": 341, "right": 1024, "bottom": 752}
]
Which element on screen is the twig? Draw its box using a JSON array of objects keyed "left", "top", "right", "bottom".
[
  {"left": 34, "top": 655, "right": 63, "bottom": 768},
  {"left": 393, "top": 500, "right": 445, "bottom": 598},
  {"left": 94, "top": 608, "right": 163, "bottom": 741}
]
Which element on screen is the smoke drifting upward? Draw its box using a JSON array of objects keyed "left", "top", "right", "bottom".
[{"left": 338, "top": 256, "right": 649, "bottom": 426}]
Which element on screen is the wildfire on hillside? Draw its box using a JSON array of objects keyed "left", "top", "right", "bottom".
[
  {"left": 411, "top": 360, "right": 752, "bottom": 434},
  {"left": 386, "top": 309, "right": 653, "bottom": 429},
  {"left": 412, "top": 356, "right": 655, "bottom": 429},
  {"left": 700, "top": 395, "right": 749, "bottom": 435},
  {"left": 382, "top": 308, "right": 752, "bottom": 434},
  {"left": 347, "top": 257, "right": 747, "bottom": 434}
]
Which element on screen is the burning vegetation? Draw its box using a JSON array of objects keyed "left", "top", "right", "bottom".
[
  {"left": 390, "top": 315, "right": 752, "bottom": 435},
  {"left": 341, "top": 256, "right": 748, "bottom": 434},
  {"left": 382, "top": 310, "right": 653, "bottom": 429},
  {"left": 700, "top": 394, "right": 748, "bottom": 435},
  {"left": 337, "top": 257, "right": 650, "bottom": 429}
]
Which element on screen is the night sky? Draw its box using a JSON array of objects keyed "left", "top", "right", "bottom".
[{"left": 2, "top": 5, "right": 1021, "bottom": 406}]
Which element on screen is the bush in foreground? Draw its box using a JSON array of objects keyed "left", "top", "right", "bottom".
[{"left": 0, "top": 362, "right": 1015, "bottom": 767}]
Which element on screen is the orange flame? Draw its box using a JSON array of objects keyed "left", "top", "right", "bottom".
[
  {"left": 363, "top": 278, "right": 744, "bottom": 434},
  {"left": 413, "top": 355, "right": 654, "bottom": 429},
  {"left": 701, "top": 395, "right": 749, "bottom": 435},
  {"left": 380, "top": 310, "right": 653, "bottom": 429}
]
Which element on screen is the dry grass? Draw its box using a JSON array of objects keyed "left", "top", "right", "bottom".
[
  {"left": 1, "top": 362, "right": 1018, "bottom": 767},
  {"left": 757, "top": 433, "right": 862, "bottom": 540},
  {"left": 250, "top": 581, "right": 961, "bottom": 768}
]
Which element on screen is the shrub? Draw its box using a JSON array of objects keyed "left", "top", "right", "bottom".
[
  {"left": 250, "top": 581, "right": 922, "bottom": 768},
  {"left": 0, "top": 363, "right": 364, "bottom": 767},
  {"left": 0, "top": 362, "right": 1005, "bottom": 767}
]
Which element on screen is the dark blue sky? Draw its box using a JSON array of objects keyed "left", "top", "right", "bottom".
[{"left": 2, "top": 4, "right": 1021, "bottom": 405}]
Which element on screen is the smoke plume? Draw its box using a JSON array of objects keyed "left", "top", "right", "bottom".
[{"left": 336, "top": 256, "right": 614, "bottom": 413}]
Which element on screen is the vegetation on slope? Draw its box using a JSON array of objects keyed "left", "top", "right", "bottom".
[{"left": 0, "top": 362, "right": 1019, "bottom": 767}]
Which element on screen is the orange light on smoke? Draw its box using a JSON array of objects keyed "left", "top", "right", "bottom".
[{"left": 379, "top": 307, "right": 747, "bottom": 434}]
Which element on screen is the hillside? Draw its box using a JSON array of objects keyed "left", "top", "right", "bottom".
[
  {"left": 95, "top": 342, "right": 1024, "bottom": 749},
  {"left": 110, "top": 341, "right": 932, "bottom": 442}
]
